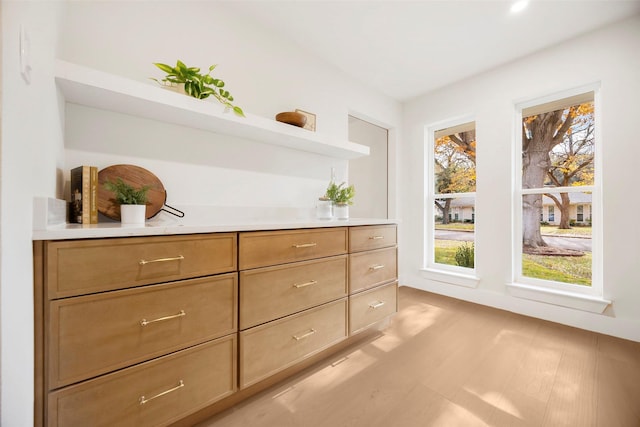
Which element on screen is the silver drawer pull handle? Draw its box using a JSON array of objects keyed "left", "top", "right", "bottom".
[
  {"left": 293, "top": 328, "right": 316, "bottom": 341},
  {"left": 139, "top": 380, "right": 184, "bottom": 405},
  {"left": 293, "top": 280, "right": 318, "bottom": 289},
  {"left": 369, "top": 301, "right": 386, "bottom": 309},
  {"left": 292, "top": 243, "right": 317, "bottom": 248},
  {"left": 369, "top": 236, "right": 384, "bottom": 240},
  {"left": 139, "top": 255, "right": 184, "bottom": 265},
  {"left": 369, "top": 264, "right": 385, "bottom": 271},
  {"left": 140, "top": 310, "right": 186, "bottom": 327}
]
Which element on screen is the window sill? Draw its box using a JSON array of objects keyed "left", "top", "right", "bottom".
[
  {"left": 420, "top": 268, "right": 479, "bottom": 288},
  {"left": 507, "top": 282, "right": 610, "bottom": 314}
]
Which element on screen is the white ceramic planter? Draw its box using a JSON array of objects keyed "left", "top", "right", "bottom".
[
  {"left": 120, "top": 204, "right": 146, "bottom": 225},
  {"left": 316, "top": 199, "right": 333, "bottom": 220},
  {"left": 334, "top": 204, "right": 349, "bottom": 220}
]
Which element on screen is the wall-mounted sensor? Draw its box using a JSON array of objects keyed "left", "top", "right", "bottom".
[{"left": 20, "top": 25, "right": 32, "bottom": 84}]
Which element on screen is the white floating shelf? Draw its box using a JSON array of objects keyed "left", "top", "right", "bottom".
[{"left": 55, "top": 60, "right": 369, "bottom": 159}]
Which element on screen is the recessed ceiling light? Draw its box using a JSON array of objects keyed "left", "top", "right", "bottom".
[{"left": 511, "top": 0, "right": 529, "bottom": 13}]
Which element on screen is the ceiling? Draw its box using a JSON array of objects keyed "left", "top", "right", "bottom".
[{"left": 229, "top": 0, "right": 640, "bottom": 102}]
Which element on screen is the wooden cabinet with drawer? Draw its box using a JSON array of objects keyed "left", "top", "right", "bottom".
[
  {"left": 239, "top": 227, "right": 347, "bottom": 270},
  {"left": 238, "top": 227, "right": 350, "bottom": 390},
  {"left": 349, "top": 281, "right": 398, "bottom": 335},
  {"left": 239, "top": 255, "right": 348, "bottom": 330},
  {"left": 348, "top": 225, "right": 398, "bottom": 335},
  {"left": 35, "top": 223, "right": 397, "bottom": 426},
  {"left": 48, "top": 273, "right": 237, "bottom": 389},
  {"left": 239, "top": 298, "right": 348, "bottom": 388},
  {"left": 349, "top": 224, "right": 397, "bottom": 253},
  {"left": 348, "top": 246, "right": 398, "bottom": 294},
  {"left": 45, "top": 233, "right": 237, "bottom": 299},
  {"left": 48, "top": 336, "right": 236, "bottom": 427},
  {"left": 34, "top": 233, "right": 238, "bottom": 426}
]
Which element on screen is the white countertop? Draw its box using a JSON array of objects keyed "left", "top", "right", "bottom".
[
  {"left": 32, "top": 217, "right": 398, "bottom": 240},
  {"left": 32, "top": 199, "right": 398, "bottom": 240}
]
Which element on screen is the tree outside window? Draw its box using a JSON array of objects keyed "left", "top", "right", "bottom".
[
  {"left": 519, "top": 91, "right": 596, "bottom": 287},
  {"left": 430, "top": 121, "right": 476, "bottom": 270}
]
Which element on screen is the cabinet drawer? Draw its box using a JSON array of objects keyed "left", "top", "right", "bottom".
[
  {"left": 239, "top": 228, "right": 347, "bottom": 270},
  {"left": 46, "top": 233, "right": 237, "bottom": 299},
  {"left": 48, "top": 273, "right": 237, "bottom": 389},
  {"left": 349, "top": 225, "right": 397, "bottom": 252},
  {"left": 349, "top": 247, "right": 398, "bottom": 294},
  {"left": 48, "top": 336, "right": 236, "bottom": 427},
  {"left": 240, "top": 255, "right": 348, "bottom": 330},
  {"left": 239, "top": 299, "right": 347, "bottom": 388},
  {"left": 349, "top": 282, "right": 398, "bottom": 335}
]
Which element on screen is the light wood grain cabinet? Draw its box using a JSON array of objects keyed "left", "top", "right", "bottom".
[
  {"left": 348, "top": 225, "right": 398, "bottom": 336},
  {"left": 35, "top": 224, "right": 397, "bottom": 426},
  {"left": 35, "top": 233, "right": 238, "bottom": 427},
  {"left": 45, "top": 233, "right": 237, "bottom": 299},
  {"left": 239, "top": 299, "right": 348, "bottom": 388},
  {"left": 239, "top": 227, "right": 347, "bottom": 269},
  {"left": 238, "top": 228, "right": 350, "bottom": 389},
  {"left": 48, "top": 273, "right": 237, "bottom": 389},
  {"left": 48, "top": 336, "right": 236, "bottom": 427},
  {"left": 349, "top": 281, "right": 398, "bottom": 334},
  {"left": 349, "top": 224, "right": 397, "bottom": 253},
  {"left": 239, "top": 255, "right": 348, "bottom": 330}
]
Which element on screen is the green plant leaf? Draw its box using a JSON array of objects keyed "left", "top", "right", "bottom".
[
  {"left": 154, "top": 63, "right": 175, "bottom": 74},
  {"left": 184, "top": 81, "right": 194, "bottom": 96},
  {"left": 233, "top": 106, "right": 245, "bottom": 117},
  {"left": 176, "top": 60, "right": 188, "bottom": 73},
  {"left": 209, "top": 64, "right": 217, "bottom": 71}
]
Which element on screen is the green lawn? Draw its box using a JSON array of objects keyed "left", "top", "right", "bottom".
[
  {"left": 434, "top": 240, "right": 473, "bottom": 267},
  {"left": 540, "top": 225, "right": 592, "bottom": 237},
  {"left": 434, "top": 239, "right": 592, "bottom": 286},
  {"left": 435, "top": 223, "right": 474, "bottom": 231},
  {"left": 522, "top": 252, "right": 592, "bottom": 286},
  {"left": 435, "top": 223, "right": 591, "bottom": 237}
]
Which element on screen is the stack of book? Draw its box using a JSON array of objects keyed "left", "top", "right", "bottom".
[{"left": 69, "top": 165, "right": 98, "bottom": 224}]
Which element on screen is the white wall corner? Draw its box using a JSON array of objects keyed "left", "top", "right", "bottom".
[{"left": 33, "top": 197, "right": 67, "bottom": 230}]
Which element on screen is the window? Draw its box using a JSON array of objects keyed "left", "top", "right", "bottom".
[
  {"left": 426, "top": 120, "right": 476, "bottom": 273},
  {"left": 515, "top": 87, "right": 601, "bottom": 298}
]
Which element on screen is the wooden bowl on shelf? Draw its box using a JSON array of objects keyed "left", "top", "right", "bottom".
[{"left": 275, "top": 111, "right": 307, "bottom": 128}]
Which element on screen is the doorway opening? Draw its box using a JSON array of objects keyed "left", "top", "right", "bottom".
[{"left": 348, "top": 115, "right": 389, "bottom": 218}]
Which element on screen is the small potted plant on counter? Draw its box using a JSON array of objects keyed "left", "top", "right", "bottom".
[
  {"left": 324, "top": 181, "right": 355, "bottom": 220},
  {"left": 103, "top": 178, "right": 151, "bottom": 225}
]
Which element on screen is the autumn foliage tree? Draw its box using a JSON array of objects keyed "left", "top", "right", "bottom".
[
  {"left": 434, "top": 130, "right": 476, "bottom": 224},
  {"left": 545, "top": 103, "right": 594, "bottom": 229}
]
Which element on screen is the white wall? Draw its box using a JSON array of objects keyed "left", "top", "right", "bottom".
[
  {"left": 0, "top": 1, "right": 401, "bottom": 424},
  {"left": 1, "top": 1, "right": 65, "bottom": 425},
  {"left": 58, "top": 2, "right": 401, "bottom": 217},
  {"left": 400, "top": 14, "right": 640, "bottom": 341}
]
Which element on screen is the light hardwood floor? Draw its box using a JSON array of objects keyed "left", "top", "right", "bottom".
[{"left": 198, "top": 286, "right": 640, "bottom": 427}]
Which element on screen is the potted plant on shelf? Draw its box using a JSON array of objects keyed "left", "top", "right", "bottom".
[
  {"left": 103, "top": 178, "right": 151, "bottom": 225},
  {"left": 151, "top": 60, "right": 245, "bottom": 117},
  {"left": 323, "top": 181, "right": 355, "bottom": 220}
]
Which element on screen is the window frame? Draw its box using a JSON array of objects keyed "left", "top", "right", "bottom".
[{"left": 512, "top": 84, "right": 605, "bottom": 307}]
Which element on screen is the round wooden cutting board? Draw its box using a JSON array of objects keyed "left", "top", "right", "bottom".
[{"left": 97, "top": 164, "right": 166, "bottom": 220}]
